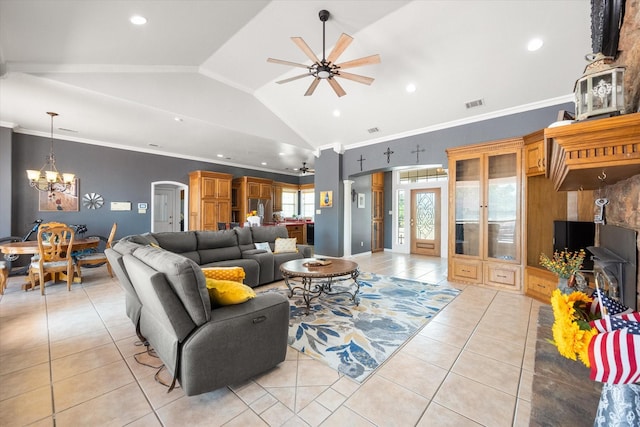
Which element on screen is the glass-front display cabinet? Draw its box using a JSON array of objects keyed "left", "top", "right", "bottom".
[{"left": 447, "top": 138, "right": 523, "bottom": 291}]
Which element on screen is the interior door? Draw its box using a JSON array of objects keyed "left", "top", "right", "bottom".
[
  {"left": 154, "top": 187, "right": 176, "bottom": 232},
  {"left": 410, "top": 188, "right": 441, "bottom": 256}
]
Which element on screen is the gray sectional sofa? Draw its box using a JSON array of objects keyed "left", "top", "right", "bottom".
[
  {"left": 119, "top": 226, "right": 312, "bottom": 287},
  {"left": 104, "top": 225, "right": 310, "bottom": 395}
]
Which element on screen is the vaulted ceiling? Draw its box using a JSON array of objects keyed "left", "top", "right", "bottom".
[{"left": 0, "top": 1, "right": 591, "bottom": 175}]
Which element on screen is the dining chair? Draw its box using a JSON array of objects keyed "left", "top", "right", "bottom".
[
  {"left": 217, "top": 222, "right": 228, "bottom": 231},
  {"left": 75, "top": 223, "right": 117, "bottom": 281},
  {"left": 0, "top": 261, "right": 8, "bottom": 294},
  {"left": 29, "top": 224, "right": 76, "bottom": 295}
]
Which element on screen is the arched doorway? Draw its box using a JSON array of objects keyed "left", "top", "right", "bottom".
[{"left": 151, "top": 181, "right": 189, "bottom": 232}]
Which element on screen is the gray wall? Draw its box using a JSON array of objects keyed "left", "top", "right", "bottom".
[
  {"left": 313, "top": 149, "right": 343, "bottom": 257},
  {"left": 0, "top": 127, "right": 12, "bottom": 236},
  {"left": 350, "top": 174, "right": 372, "bottom": 255},
  {"left": 8, "top": 132, "right": 302, "bottom": 240}
]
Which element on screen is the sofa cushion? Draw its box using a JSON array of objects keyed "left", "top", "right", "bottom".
[
  {"left": 131, "top": 245, "right": 211, "bottom": 326},
  {"left": 251, "top": 226, "right": 289, "bottom": 244},
  {"left": 206, "top": 279, "right": 256, "bottom": 306},
  {"left": 196, "top": 230, "right": 242, "bottom": 264},
  {"left": 274, "top": 237, "right": 298, "bottom": 253},
  {"left": 234, "top": 227, "right": 254, "bottom": 252},
  {"left": 151, "top": 232, "right": 200, "bottom": 264}
]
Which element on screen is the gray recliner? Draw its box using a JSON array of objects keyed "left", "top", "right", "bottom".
[{"left": 121, "top": 245, "right": 289, "bottom": 396}]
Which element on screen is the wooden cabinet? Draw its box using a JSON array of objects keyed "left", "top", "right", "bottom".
[
  {"left": 272, "top": 183, "right": 283, "bottom": 212},
  {"left": 545, "top": 112, "right": 640, "bottom": 191},
  {"left": 447, "top": 137, "right": 524, "bottom": 291},
  {"left": 525, "top": 267, "right": 557, "bottom": 302},
  {"left": 524, "top": 129, "right": 546, "bottom": 176},
  {"left": 189, "top": 171, "right": 232, "bottom": 231},
  {"left": 247, "top": 182, "right": 271, "bottom": 199},
  {"left": 285, "top": 223, "right": 306, "bottom": 244}
]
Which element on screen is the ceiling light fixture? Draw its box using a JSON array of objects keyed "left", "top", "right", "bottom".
[
  {"left": 130, "top": 15, "right": 147, "bottom": 25},
  {"left": 26, "top": 112, "right": 75, "bottom": 194},
  {"left": 333, "top": 110, "right": 341, "bottom": 117},
  {"left": 217, "top": 154, "right": 224, "bottom": 158},
  {"left": 406, "top": 83, "right": 417, "bottom": 93},
  {"left": 527, "top": 38, "right": 543, "bottom": 51}
]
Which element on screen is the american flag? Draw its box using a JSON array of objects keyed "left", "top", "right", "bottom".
[
  {"left": 587, "top": 288, "right": 640, "bottom": 384},
  {"left": 588, "top": 288, "right": 633, "bottom": 317},
  {"left": 589, "top": 329, "right": 640, "bottom": 384}
]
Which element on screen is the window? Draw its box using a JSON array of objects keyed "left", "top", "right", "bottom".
[
  {"left": 301, "top": 190, "right": 315, "bottom": 219},
  {"left": 281, "top": 189, "right": 297, "bottom": 218},
  {"left": 397, "top": 189, "right": 405, "bottom": 244},
  {"left": 399, "top": 167, "right": 448, "bottom": 183}
]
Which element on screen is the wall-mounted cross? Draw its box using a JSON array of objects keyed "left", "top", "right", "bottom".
[
  {"left": 357, "top": 154, "right": 366, "bottom": 171},
  {"left": 383, "top": 147, "right": 394, "bottom": 164},
  {"left": 411, "top": 144, "right": 426, "bottom": 163}
]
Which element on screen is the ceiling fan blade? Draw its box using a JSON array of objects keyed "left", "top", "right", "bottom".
[
  {"left": 267, "top": 58, "right": 310, "bottom": 69},
  {"left": 336, "top": 54, "right": 381, "bottom": 70},
  {"left": 304, "top": 78, "right": 321, "bottom": 96},
  {"left": 276, "top": 73, "right": 312, "bottom": 84},
  {"left": 337, "top": 71, "right": 374, "bottom": 85},
  {"left": 291, "top": 37, "right": 321, "bottom": 64},
  {"left": 328, "top": 78, "right": 346, "bottom": 97},
  {"left": 326, "top": 33, "right": 353, "bottom": 64}
]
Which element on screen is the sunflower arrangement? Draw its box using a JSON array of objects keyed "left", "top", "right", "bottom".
[
  {"left": 549, "top": 289, "right": 600, "bottom": 367},
  {"left": 246, "top": 210, "right": 257, "bottom": 219},
  {"left": 539, "top": 249, "right": 586, "bottom": 279}
]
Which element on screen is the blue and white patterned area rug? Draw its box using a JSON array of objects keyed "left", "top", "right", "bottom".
[{"left": 272, "top": 272, "right": 460, "bottom": 382}]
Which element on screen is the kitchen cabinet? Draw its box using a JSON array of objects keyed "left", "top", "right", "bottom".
[
  {"left": 524, "top": 129, "right": 546, "bottom": 176},
  {"left": 272, "top": 183, "right": 283, "bottom": 212},
  {"left": 189, "top": 171, "right": 232, "bottom": 231},
  {"left": 232, "top": 176, "right": 274, "bottom": 223},
  {"left": 447, "top": 137, "right": 524, "bottom": 291}
]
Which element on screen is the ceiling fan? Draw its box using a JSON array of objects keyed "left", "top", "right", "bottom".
[
  {"left": 299, "top": 162, "right": 315, "bottom": 174},
  {"left": 267, "top": 9, "right": 381, "bottom": 97}
]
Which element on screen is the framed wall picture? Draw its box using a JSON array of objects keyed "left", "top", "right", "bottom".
[
  {"left": 38, "top": 179, "right": 79, "bottom": 211},
  {"left": 358, "top": 193, "right": 365, "bottom": 209},
  {"left": 319, "top": 190, "right": 333, "bottom": 208}
]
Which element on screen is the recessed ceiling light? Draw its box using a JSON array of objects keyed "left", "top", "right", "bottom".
[
  {"left": 527, "top": 38, "right": 543, "bottom": 51},
  {"left": 406, "top": 83, "right": 417, "bottom": 93},
  {"left": 333, "top": 110, "right": 341, "bottom": 117},
  {"left": 279, "top": 152, "right": 285, "bottom": 156},
  {"left": 261, "top": 162, "right": 267, "bottom": 166},
  {"left": 130, "top": 15, "right": 147, "bottom": 25},
  {"left": 174, "top": 117, "right": 183, "bottom": 122},
  {"left": 217, "top": 154, "right": 224, "bottom": 158}
]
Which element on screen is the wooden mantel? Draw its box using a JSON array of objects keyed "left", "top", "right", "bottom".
[{"left": 545, "top": 112, "right": 640, "bottom": 191}]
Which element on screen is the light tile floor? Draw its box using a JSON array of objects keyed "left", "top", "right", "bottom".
[{"left": 0, "top": 252, "right": 543, "bottom": 426}]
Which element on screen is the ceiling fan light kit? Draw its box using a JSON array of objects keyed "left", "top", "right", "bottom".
[{"left": 267, "top": 10, "right": 381, "bottom": 97}]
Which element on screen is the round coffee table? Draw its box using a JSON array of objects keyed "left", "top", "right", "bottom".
[{"left": 279, "top": 258, "right": 361, "bottom": 312}]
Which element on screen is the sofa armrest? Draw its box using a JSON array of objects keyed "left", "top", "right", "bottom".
[{"left": 296, "top": 244, "right": 313, "bottom": 258}]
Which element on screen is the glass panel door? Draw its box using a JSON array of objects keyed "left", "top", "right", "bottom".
[
  {"left": 454, "top": 158, "right": 480, "bottom": 256},
  {"left": 486, "top": 153, "right": 517, "bottom": 261}
]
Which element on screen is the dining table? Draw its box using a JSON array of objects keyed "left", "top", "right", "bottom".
[{"left": 0, "top": 237, "right": 100, "bottom": 290}]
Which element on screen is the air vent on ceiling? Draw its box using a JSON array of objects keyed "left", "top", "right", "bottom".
[
  {"left": 465, "top": 98, "right": 484, "bottom": 109},
  {"left": 367, "top": 127, "right": 380, "bottom": 134}
]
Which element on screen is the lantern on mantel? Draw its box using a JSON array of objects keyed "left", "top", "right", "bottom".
[{"left": 574, "top": 59, "right": 625, "bottom": 121}]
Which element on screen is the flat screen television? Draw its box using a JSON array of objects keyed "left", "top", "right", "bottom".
[{"left": 553, "top": 220, "right": 596, "bottom": 270}]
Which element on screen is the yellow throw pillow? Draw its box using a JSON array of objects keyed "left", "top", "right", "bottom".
[
  {"left": 274, "top": 237, "right": 298, "bottom": 253},
  {"left": 206, "top": 278, "right": 256, "bottom": 306}
]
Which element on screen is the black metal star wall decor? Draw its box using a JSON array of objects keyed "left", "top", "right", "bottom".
[
  {"left": 411, "top": 144, "right": 426, "bottom": 163},
  {"left": 383, "top": 147, "right": 394, "bottom": 164},
  {"left": 357, "top": 154, "right": 366, "bottom": 171}
]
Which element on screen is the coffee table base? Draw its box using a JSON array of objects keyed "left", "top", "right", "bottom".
[{"left": 283, "top": 270, "right": 361, "bottom": 313}]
